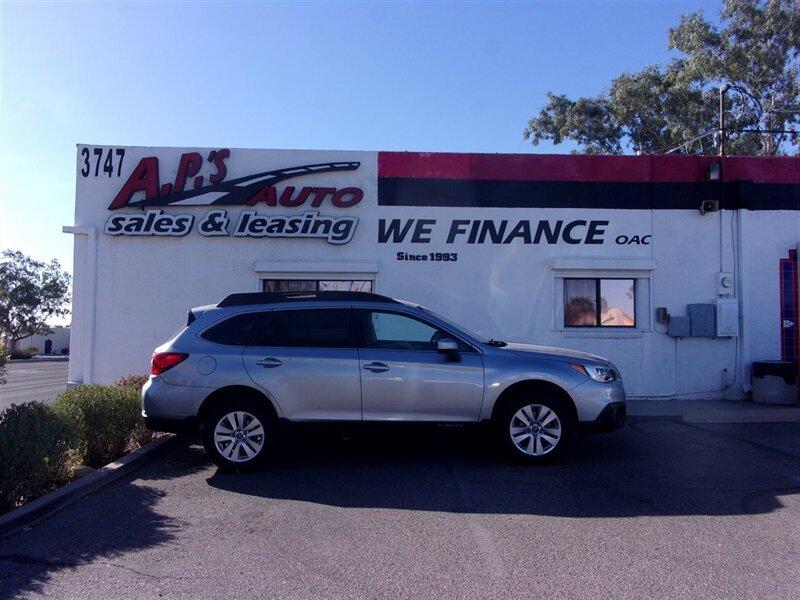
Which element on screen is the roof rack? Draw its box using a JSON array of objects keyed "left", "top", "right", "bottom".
[{"left": 217, "top": 291, "right": 401, "bottom": 308}]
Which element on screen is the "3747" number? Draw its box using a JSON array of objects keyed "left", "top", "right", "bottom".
[{"left": 80, "top": 147, "right": 126, "bottom": 177}]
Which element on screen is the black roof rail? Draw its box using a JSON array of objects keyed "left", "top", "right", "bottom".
[{"left": 217, "top": 291, "right": 401, "bottom": 308}]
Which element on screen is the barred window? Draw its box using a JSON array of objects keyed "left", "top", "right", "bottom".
[{"left": 262, "top": 279, "right": 372, "bottom": 293}]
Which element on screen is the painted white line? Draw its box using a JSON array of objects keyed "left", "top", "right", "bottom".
[{"left": 450, "top": 464, "right": 509, "bottom": 584}]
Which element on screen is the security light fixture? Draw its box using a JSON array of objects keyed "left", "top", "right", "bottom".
[{"left": 700, "top": 200, "right": 720, "bottom": 215}]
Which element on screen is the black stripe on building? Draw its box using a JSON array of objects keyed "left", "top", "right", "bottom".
[{"left": 377, "top": 178, "right": 800, "bottom": 210}]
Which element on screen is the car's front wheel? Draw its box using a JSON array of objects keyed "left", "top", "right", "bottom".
[
  {"left": 498, "top": 395, "right": 573, "bottom": 463},
  {"left": 202, "top": 399, "right": 275, "bottom": 472}
]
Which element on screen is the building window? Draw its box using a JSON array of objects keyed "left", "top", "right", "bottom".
[
  {"left": 262, "top": 279, "right": 373, "bottom": 293},
  {"left": 564, "top": 278, "right": 635, "bottom": 327}
]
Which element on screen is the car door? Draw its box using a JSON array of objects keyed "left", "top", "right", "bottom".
[
  {"left": 242, "top": 307, "right": 362, "bottom": 421},
  {"left": 357, "top": 309, "right": 484, "bottom": 422}
]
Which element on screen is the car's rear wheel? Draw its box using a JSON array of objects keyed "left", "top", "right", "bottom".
[
  {"left": 202, "top": 398, "right": 275, "bottom": 472},
  {"left": 498, "top": 394, "right": 573, "bottom": 463}
]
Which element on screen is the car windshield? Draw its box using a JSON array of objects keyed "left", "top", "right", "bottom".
[{"left": 417, "top": 305, "right": 492, "bottom": 343}]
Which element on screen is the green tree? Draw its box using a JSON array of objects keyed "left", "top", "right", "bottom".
[
  {"left": 0, "top": 250, "right": 71, "bottom": 347},
  {"left": 524, "top": 0, "right": 800, "bottom": 155}
]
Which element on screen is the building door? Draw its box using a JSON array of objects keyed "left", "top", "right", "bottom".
[
  {"left": 356, "top": 309, "right": 484, "bottom": 422},
  {"left": 44, "top": 340, "right": 53, "bottom": 355}
]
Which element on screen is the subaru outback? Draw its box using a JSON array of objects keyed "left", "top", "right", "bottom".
[{"left": 142, "top": 291, "right": 626, "bottom": 470}]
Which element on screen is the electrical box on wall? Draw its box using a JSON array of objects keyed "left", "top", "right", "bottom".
[
  {"left": 715, "top": 298, "right": 739, "bottom": 337},
  {"left": 716, "top": 272, "right": 735, "bottom": 296},
  {"left": 667, "top": 316, "right": 691, "bottom": 337},
  {"left": 688, "top": 303, "right": 716, "bottom": 337}
]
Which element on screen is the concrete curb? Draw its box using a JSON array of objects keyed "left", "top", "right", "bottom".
[
  {"left": 683, "top": 408, "right": 800, "bottom": 424},
  {"left": 0, "top": 434, "right": 180, "bottom": 539},
  {"left": 8, "top": 356, "right": 69, "bottom": 363},
  {"left": 628, "top": 409, "right": 800, "bottom": 424}
]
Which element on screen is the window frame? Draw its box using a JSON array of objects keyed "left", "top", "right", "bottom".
[{"left": 563, "top": 277, "right": 637, "bottom": 329}]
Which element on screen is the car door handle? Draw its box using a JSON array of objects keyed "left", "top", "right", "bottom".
[
  {"left": 256, "top": 357, "right": 282, "bottom": 368},
  {"left": 363, "top": 362, "right": 389, "bottom": 373}
]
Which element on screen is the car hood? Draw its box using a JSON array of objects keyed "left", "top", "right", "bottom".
[{"left": 500, "top": 342, "right": 609, "bottom": 365}]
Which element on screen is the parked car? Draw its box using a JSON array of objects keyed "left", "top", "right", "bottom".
[{"left": 143, "top": 291, "right": 626, "bottom": 470}]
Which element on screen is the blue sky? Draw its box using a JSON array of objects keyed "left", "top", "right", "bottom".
[{"left": 0, "top": 0, "right": 720, "bottom": 271}]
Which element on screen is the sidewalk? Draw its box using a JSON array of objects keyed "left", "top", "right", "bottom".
[
  {"left": 627, "top": 398, "right": 800, "bottom": 424},
  {"left": 7, "top": 355, "right": 69, "bottom": 364}
]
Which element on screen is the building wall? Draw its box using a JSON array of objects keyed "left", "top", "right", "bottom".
[{"left": 67, "top": 146, "right": 800, "bottom": 399}]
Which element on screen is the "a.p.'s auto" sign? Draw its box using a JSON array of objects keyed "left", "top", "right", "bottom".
[{"left": 86, "top": 147, "right": 364, "bottom": 244}]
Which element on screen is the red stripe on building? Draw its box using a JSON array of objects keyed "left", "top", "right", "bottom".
[{"left": 379, "top": 152, "right": 800, "bottom": 184}]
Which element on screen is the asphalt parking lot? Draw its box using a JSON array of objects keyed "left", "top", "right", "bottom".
[
  {"left": 0, "top": 361, "right": 69, "bottom": 410},
  {"left": 1, "top": 420, "right": 799, "bottom": 599}
]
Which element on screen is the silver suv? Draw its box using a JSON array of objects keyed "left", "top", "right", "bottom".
[{"left": 142, "top": 291, "right": 626, "bottom": 470}]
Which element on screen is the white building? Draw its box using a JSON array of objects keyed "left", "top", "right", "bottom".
[
  {"left": 65, "top": 146, "right": 800, "bottom": 400},
  {"left": 12, "top": 325, "right": 70, "bottom": 355}
]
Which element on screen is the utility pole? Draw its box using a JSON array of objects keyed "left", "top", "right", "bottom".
[{"left": 719, "top": 83, "right": 730, "bottom": 156}]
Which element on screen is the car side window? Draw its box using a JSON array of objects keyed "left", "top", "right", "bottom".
[
  {"left": 362, "top": 311, "right": 471, "bottom": 352},
  {"left": 201, "top": 312, "right": 278, "bottom": 346},
  {"left": 281, "top": 309, "right": 356, "bottom": 348}
]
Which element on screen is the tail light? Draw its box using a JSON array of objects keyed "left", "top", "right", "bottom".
[{"left": 151, "top": 352, "right": 189, "bottom": 376}]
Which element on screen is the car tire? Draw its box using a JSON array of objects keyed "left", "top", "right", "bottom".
[
  {"left": 497, "top": 393, "right": 573, "bottom": 464},
  {"left": 201, "top": 398, "right": 275, "bottom": 472}
]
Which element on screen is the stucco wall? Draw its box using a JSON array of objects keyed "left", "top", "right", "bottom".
[{"left": 67, "top": 146, "right": 800, "bottom": 399}]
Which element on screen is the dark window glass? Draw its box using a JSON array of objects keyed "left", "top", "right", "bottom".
[
  {"left": 264, "top": 280, "right": 317, "bottom": 292},
  {"left": 361, "top": 310, "right": 472, "bottom": 352},
  {"left": 262, "top": 279, "right": 372, "bottom": 292},
  {"left": 282, "top": 309, "right": 356, "bottom": 348},
  {"left": 201, "top": 312, "right": 279, "bottom": 346},
  {"left": 564, "top": 279, "right": 598, "bottom": 327},
  {"left": 564, "top": 278, "right": 635, "bottom": 327}
]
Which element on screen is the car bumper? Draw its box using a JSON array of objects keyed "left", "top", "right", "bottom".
[
  {"left": 570, "top": 377, "right": 626, "bottom": 422},
  {"left": 141, "top": 377, "right": 210, "bottom": 422},
  {"left": 577, "top": 401, "right": 626, "bottom": 434}
]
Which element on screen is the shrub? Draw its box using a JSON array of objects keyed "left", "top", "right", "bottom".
[
  {"left": 115, "top": 375, "right": 153, "bottom": 449},
  {"left": 26, "top": 346, "right": 39, "bottom": 356},
  {"left": 0, "top": 402, "right": 84, "bottom": 513},
  {"left": 53, "top": 385, "right": 142, "bottom": 468},
  {"left": 115, "top": 373, "right": 149, "bottom": 390},
  {"left": 60, "top": 347, "right": 69, "bottom": 355},
  {"left": 9, "top": 350, "right": 31, "bottom": 360},
  {"left": 0, "top": 346, "right": 6, "bottom": 385},
  {"left": 114, "top": 375, "right": 155, "bottom": 448}
]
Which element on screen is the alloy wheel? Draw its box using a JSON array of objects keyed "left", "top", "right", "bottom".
[
  {"left": 213, "top": 411, "right": 265, "bottom": 463},
  {"left": 509, "top": 403, "right": 562, "bottom": 456}
]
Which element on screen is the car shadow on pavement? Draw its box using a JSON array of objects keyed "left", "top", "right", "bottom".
[
  {"left": 207, "top": 420, "right": 800, "bottom": 519},
  {"left": 0, "top": 446, "right": 208, "bottom": 600}
]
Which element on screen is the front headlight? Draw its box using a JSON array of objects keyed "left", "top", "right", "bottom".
[{"left": 571, "top": 363, "right": 618, "bottom": 383}]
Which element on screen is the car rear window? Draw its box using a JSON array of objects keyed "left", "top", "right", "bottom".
[{"left": 201, "top": 312, "right": 279, "bottom": 346}]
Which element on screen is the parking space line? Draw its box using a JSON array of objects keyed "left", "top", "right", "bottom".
[{"left": 449, "top": 463, "right": 509, "bottom": 584}]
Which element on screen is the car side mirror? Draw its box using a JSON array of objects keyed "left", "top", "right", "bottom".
[{"left": 437, "top": 338, "right": 460, "bottom": 361}]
